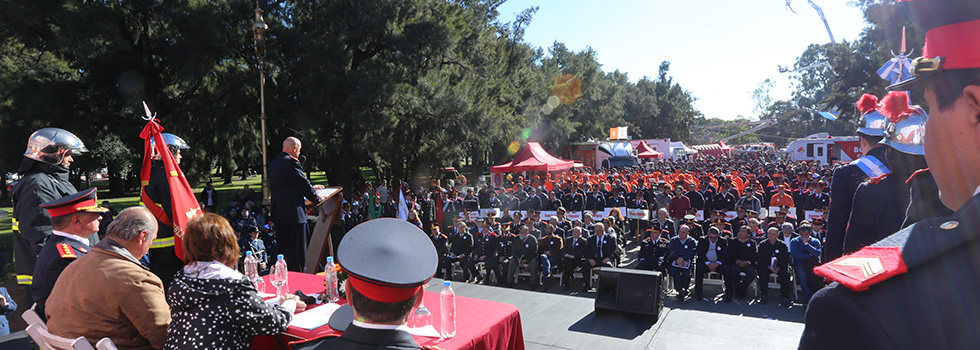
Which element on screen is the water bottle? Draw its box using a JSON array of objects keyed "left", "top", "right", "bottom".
[
  {"left": 324, "top": 256, "right": 340, "bottom": 303},
  {"left": 440, "top": 281, "right": 456, "bottom": 338},
  {"left": 244, "top": 251, "right": 261, "bottom": 291},
  {"left": 272, "top": 254, "right": 289, "bottom": 297}
]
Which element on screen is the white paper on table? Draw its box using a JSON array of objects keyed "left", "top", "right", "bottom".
[
  {"left": 290, "top": 303, "right": 342, "bottom": 330},
  {"left": 408, "top": 325, "right": 441, "bottom": 338},
  {"left": 258, "top": 292, "right": 276, "bottom": 299}
]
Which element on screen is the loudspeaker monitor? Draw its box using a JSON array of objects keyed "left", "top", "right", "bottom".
[{"left": 594, "top": 267, "right": 664, "bottom": 318}]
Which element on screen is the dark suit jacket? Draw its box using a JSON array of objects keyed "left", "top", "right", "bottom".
[
  {"left": 757, "top": 239, "right": 790, "bottom": 270},
  {"left": 696, "top": 236, "right": 731, "bottom": 265},
  {"left": 269, "top": 152, "right": 318, "bottom": 224},
  {"left": 562, "top": 237, "right": 587, "bottom": 260},
  {"left": 585, "top": 234, "right": 618, "bottom": 260}
]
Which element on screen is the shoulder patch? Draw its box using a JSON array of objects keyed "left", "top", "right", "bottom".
[
  {"left": 906, "top": 168, "right": 930, "bottom": 184},
  {"left": 814, "top": 246, "right": 908, "bottom": 292},
  {"left": 57, "top": 243, "right": 77, "bottom": 259},
  {"left": 868, "top": 173, "right": 890, "bottom": 185}
]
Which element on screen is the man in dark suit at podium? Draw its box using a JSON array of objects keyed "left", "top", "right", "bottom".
[{"left": 270, "top": 137, "right": 322, "bottom": 271}]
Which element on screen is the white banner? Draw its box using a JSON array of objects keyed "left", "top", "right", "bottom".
[
  {"left": 591, "top": 210, "right": 608, "bottom": 220},
  {"left": 540, "top": 211, "right": 558, "bottom": 221},
  {"left": 694, "top": 210, "right": 705, "bottom": 221},
  {"left": 769, "top": 206, "right": 796, "bottom": 216},
  {"left": 725, "top": 211, "right": 737, "bottom": 220},
  {"left": 566, "top": 212, "right": 583, "bottom": 221},
  {"left": 627, "top": 209, "right": 650, "bottom": 220},
  {"left": 480, "top": 208, "right": 501, "bottom": 217},
  {"left": 805, "top": 211, "right": 824, "bottom": 222}
]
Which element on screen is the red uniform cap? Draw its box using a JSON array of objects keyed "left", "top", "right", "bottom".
[
  {"left": 889, "top": 0, "right": 980, "bottom": 90},
  {"left": 39, "top": 187, "right": 109, "bottom": 218}
]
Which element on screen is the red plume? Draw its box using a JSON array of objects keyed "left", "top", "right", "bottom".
[
  {"left": 855, "top": 93, "right": 879, "bottom": 114},
  {"left": 879, "top": 91, "right": 911, "bottom": 123}
]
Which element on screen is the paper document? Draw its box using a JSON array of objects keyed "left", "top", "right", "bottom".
[
  {"left": 408, "top": 325, "right": 441, "bottom": 338},
  {"left": 290, "top": 303, "right": 342, "bottom": 330}
]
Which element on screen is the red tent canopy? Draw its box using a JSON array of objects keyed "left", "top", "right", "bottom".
[
  {"left": 490, "top": 142, "right": 574, "bottom": 173},
  {"left": 691, "top": 141, "right": 735, "bottom": 156},
  {"left": 635, "top": 141, "right": 664, "bottom": 159}
]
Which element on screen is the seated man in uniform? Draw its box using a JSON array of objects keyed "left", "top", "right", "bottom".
[
  {"left": 295, "top": 218, "right": 438, "bottom": 350},
  {"left": 636, "top": 228, "right": 669, "bottom": 274},
  {"left": 31, "top": 188, "right": 108, "bottom": 321},
  {"left": 45, "top": 207, "right": 170, "bottom": 349}
]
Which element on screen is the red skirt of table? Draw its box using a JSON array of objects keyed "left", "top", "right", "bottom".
[{"left": 252, "top": 272, "right": 525, "bottom": 350}]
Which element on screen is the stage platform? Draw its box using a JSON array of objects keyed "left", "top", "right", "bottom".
[{"left": 427, "top": 276, "right": 806, "bottom": 350}]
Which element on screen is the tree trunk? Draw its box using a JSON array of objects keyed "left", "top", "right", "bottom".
[
  {"left": 222, "top": 158, "right": 234, "bottom": 185},
  {"left": 107, "top": 163, "right": 125, "bottom": 197}
]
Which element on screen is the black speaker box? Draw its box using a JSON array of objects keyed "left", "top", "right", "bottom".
[{"left": 594, "top": 267, "right": 664, "bottom": 318}]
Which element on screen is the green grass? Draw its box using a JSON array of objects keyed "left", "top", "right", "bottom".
[{"left": 0, "top": 172, "right": 331, "bottom": 281}]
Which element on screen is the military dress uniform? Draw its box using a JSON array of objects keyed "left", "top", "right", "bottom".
[
  {"left": 903, "top": 169, "right": 954, "bottom": 227},
  {"left": 802, "top": 0, "right": 980, "bottom": 343},
  {"left": 827, "top": 146, "right": 889, "bottom": 261},
  {"left": 293, "top": 219, "right": 440, "bottom": 350},
  {"left": 30, "top": 188, "right": 107, "bottom": 322},
  {"left": 636, "top": 232, "right": 669, "bottom": 273},
  {"left": 801, "top": 194, "right": 980, "bottom": 349},
  {"left": 32, "top": 234, "right": 89, "bottom": 321}
]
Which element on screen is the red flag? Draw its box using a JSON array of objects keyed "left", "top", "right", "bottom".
[{"left": 140, "top": 119, "right": 203, "bottom": 261}]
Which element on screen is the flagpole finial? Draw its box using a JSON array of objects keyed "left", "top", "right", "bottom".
[{"left": 142, "top": 101, "right": 157, "bottom": 121}]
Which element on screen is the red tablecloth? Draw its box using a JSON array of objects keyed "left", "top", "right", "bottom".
[{"left": 252, "top": 272, "right": 524, "bottom": 350}]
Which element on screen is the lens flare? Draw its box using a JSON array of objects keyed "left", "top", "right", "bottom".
[
  {"left": 546, "top": 95, "right": 560, "bottom": 108},
  {"left": 507, "top": 141, "right": 521, "bottom": 155},
  {"left": 521, "top": 128, "right": 532, "bottom": 140},
  {"left": 551, "top": 73, "right": 583, "bottom": 104}
]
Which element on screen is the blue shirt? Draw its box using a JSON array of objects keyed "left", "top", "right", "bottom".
[{"left": 790, "top": 236, "right": 822, "bottom": 262}]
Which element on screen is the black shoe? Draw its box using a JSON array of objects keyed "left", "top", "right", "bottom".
[
  {"left": 694, "top": 294, "right": 703, "bottom": 301},
  {"left": 562, "top": 284, "right": 571, "bottom": 292},
  {"left": 780, "top": 298, "right": 793, "bottom": 308},
  {"left": 723, "top": 295, "right": 733, "bottom": 303},
  {"left": 759, "top": 297, "right": 768, "bottom": 305}
]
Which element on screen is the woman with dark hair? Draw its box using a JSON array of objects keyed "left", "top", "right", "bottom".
[{"left": 165, "top": 213, "right": 305, "bottom": 350}]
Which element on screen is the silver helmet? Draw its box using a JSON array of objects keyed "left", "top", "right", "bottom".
[
  {"left": 150, "top": 133, "right": 190, "bottom": 159},
  {"left": 881, "top": 106, "right": 926, "bottom": 155},
  {"left": 855, "top": 93, "right": 886, "bottom": 137},
  {"left": 23, "top": 128, "right": 87, "bottom": 165},
  {"left": 856, "top": 110, "right": 887, "bottom": 137}
]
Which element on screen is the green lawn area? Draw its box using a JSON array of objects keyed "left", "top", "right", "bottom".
[{"left": 0, "top": 171, "right": 331, "bottom": 281}]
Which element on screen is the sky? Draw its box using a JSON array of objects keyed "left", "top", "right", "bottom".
[{"left": 494, "top": 0, "right": 873, "bottom": 121}]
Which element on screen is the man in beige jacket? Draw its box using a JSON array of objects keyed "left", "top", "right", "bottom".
[{"left": 46, "top": 207, "right": 170, "bottom": 349}]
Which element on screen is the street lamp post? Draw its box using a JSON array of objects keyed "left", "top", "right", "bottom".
[{"left": 253, "top": 2, "right": 271, "bottom": 205}]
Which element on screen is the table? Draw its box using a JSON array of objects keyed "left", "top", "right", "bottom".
[{"left": 252, "top": 272, "right": 525, "bottom": 350}]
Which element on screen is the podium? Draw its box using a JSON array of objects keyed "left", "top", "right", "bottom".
[{"left": 304, "top": 187, "right": 343, "bottom": 273}]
